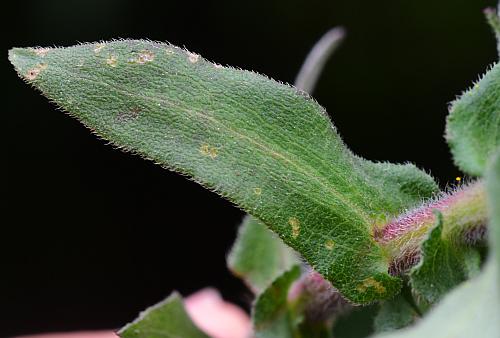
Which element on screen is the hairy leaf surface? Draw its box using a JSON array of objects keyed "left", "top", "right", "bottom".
[
  {"left": 446, "top": 63, "right": 500, "bottom": 176},
  {"left": 409, "top": 211, "right": 481, "bottom": 304},
  {"left": 252, "top": 266, "right": 333, "bottom": 338},
  {"left": 118, "top": 292, "right": 209, "bottom": 338},
  {"left": 373, "top": 294, "right": 418, "bottom": 333},
  {"left": 487, "top": 150, "right": 500, "bottom": 281},
  {"left": 9, "top": 41, "right": 438, "bottom": 303},
  {"left": 252, "top": 266, "right": 301, "bottom": 338}
]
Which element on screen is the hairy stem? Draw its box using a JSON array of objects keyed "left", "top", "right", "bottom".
[{"left": 374, "top": 181, "right": 488, "bottom": 274}]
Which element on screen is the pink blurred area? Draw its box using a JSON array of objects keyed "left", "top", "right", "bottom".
[
  {"left": 17, "top": 332, "right": 117, "bottom": 338},
  {"left": 185, "top": 288, "right": 251, "bottom": 338},
  {"left": 17, "top": 288, "right": 251, "bottom": 338}
]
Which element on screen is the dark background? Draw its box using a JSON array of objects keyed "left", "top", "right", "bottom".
[{"left": 2, "top": 0, "right": 497, "bottom": 336}]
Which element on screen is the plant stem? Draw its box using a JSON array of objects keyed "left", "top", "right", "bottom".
[{"left": 374, "top": 181, "right": 488, "bottom": 274}]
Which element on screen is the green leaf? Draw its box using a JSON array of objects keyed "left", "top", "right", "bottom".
[
  {"left": 367, "top": 149, "right": 500, "bottom": 338},
  {"left": 118, "top": 292, "right": 209, "bottom": 338},
  {"left": 228, "top": 215, "right": 300, "bottom": 294},
  {"left": 9, "top": 41, "right": 438, "bottom": 303},
  {"left": 333, "top": 305, "right": 378, "bottom": 338},
  {"left": 369, "top": 261, "right": 499, "bottom": 338},
  {"left": 252, "top": 266, "right": 334, "bottom": 338},
  {"left": 373, "top": 294, "right": 418, "bottom": 333},
  {"left": 446, "top": 63, "right": 500, "bottom": 176},
  {"left": 409, "top": 211, "right": 481, "bottom": 304},
  {"left": 487, "top": 149, "right": 500, "bottom": 281},
  {"left": 252, "top": 265, "right": 302, "bottom": 338}
]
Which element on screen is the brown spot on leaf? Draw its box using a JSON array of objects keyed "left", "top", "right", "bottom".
[
  {"left": 94, "top": 44, "right": 106, "bottom": 54},
  {"left": 26, "top": 63, "right": 47, "bottom": 80},
  {"left": 199, "top": 143, "right": 218, "bottom": 159},
  {"left": 325, "top": 239, "right": 335, "bottom": 250},
  {"left": 116, "top": 107, "right": 141, "bottom": 122},
  {"left": 106, "top": 54, "right": 117, "bottom": 67},
  {"left": 288, "top": 217, "right": 300, "bottom": 238},
  {"left": 187, "top": 52, "right": 200, "bottom": 63},
  {"left": 356, "top": 277, "right": 386, "bottom": 294},
  {"left": 30, "top": 48, "right": 50, "bottom": 57},
  {"left": 129, "top": 50, "right": 155, "bottom": 64}
]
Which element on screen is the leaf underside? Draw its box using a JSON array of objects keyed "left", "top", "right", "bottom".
[{"left": 9, "top": 40, "right": 438, "bottom": 303}]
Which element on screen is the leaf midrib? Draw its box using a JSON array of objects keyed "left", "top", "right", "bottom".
[{"left": 51, "top": 69, "right": 373, "bottom": 227}]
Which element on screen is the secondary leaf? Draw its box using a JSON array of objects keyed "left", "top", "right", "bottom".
[
  {"left": 487, "top": 149, "right": 500, "bottom": 281},
  {"left": 252, "top": 265, "right": 302, "bottom": 338},
  {"left": 446, "top": 63, "right": 500, "bottom": 176},
  {"left": 118, "top": 292, "right": 209, "bottom": 338},
  {"left": 409, "top": 211, "right": 481, "bottom": 304},
  {"left": 252, "top": 266, "right": 335, "bottom": 338},
  {"left": 9, "top": 41, "right": 438, "bottom": 303},
  {"left": 228, "top": 215, "right": 300, "bottom": 294},
  {"left": 332, "top": 305, "right": 378, "bottom": 338},
  {"left": 373, "top": 294, "right": 418, "bottom": 333},
  {"left": 369, "top": 261, "right": 499, "bottom": 338}
]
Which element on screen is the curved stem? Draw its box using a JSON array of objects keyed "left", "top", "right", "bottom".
[
  {"left": 374, "top": 181, "right": 488, "bottom": 273},
  {"left": 295, "top": 27, "right": 346, "bottom": 93}
]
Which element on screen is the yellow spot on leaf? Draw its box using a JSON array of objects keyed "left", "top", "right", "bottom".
[
  {"left": 94, "top": 44, "right": 106, "bottom": 54},
  {"left": 129, "top": 50, "right": 155, "bottom": 64},
  {"left": 288, "top": 217, "right": 300, "bottom": 238},
  {"left": 325, "top": 239, "right": 335, "bottom": 250},
  {"left": 199, "top": 143, "right": 218, "bottom": 159},
  {"left": 455, "top": 176, "right": 462, "bottom": 182},
  {"left": 26, "top": 63, "right": 47, "bottom": 80},
  {"left": 137, "top": 50, "right": 155, "bottom": 63},
  {"left": 254, "top": 187, "right": 262, "bottom": 195},
  {"left": 106, "top": 54, "right": 117, "bottom": 67},
  {"left": 30, "top": 48, "right": 50, "bottom": 57},
  {"left": 187, "top": 52, "right": 200, "bottom": 63},
  {"left": 356, "top": 277, "right": 386, "bottom": 294}
]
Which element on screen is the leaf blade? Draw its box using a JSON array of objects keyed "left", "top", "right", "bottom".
[
  {"left": 118, "top": 292, "right": 209, "bottom": 338},
  {"left": 252, "top": 266, "right": 302, "bottom": 338},
  {"left": 9, "top": 41, "right": 438, "bottom": 303},
  {"left": 228, "top": 216, "right": 300, "bottom": 294},
  {"left": 409, "top": 211, "right": 481, "bottom": 304},
  {"left": 446, "top": 63, "right": 500, "bottom": 176},
  {"left": 373, "top": 294, "right": 418, "bottom": 333}
]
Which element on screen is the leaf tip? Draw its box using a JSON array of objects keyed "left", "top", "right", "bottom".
[{"left": 9, "top": 46, "right": 50, "bottom": 81}]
